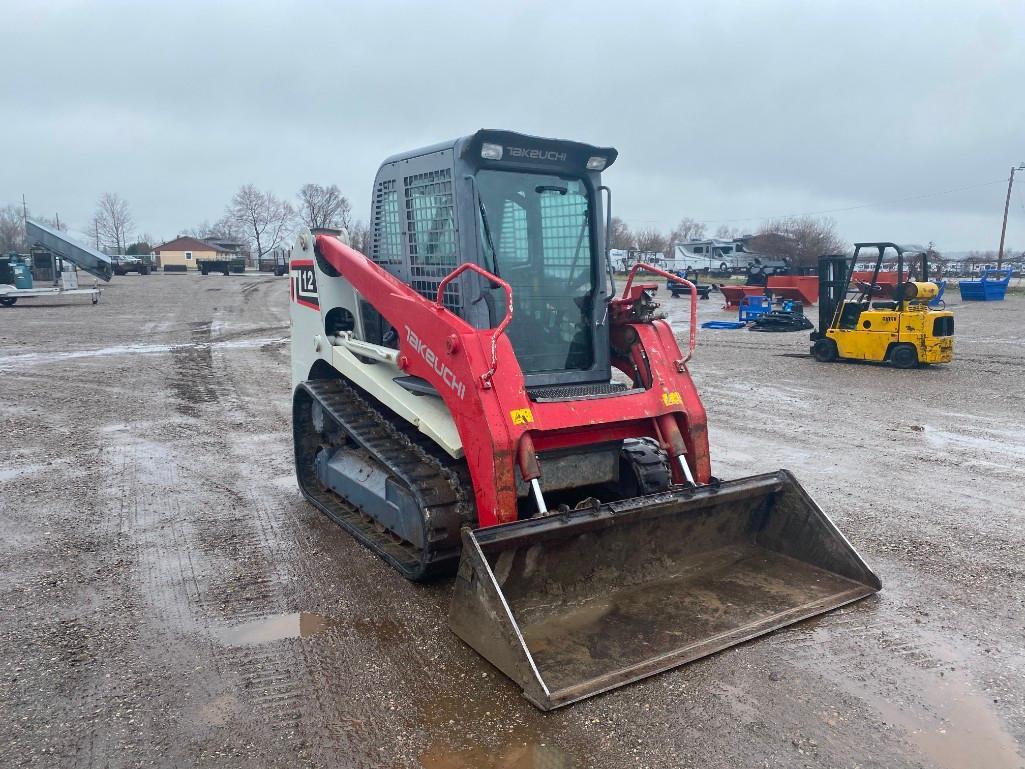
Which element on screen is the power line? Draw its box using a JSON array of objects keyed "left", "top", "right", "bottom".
[{"left": 621, "top": 177, "right": 1008, "bottom": 228}]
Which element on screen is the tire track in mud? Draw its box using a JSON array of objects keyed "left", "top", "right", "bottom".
[
  {"left": 156, "top": 280, "right": 307, "bottom": 735},
  {"left": 185, "top": 278, "right": 596, "bottom": 767},
  {"left": 87, "top": 279, "right": 308, "bottom": 757}
]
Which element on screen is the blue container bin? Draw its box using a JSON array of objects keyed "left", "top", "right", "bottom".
[
  {"left": 738, "top": 294, "right": 772, "bottom": 322},
  {"left": 958, "top": 268, "right": 1012, "bottom": 301}
]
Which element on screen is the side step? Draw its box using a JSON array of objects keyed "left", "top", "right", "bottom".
[{"left": 449, "top": 470, "right": 881, "bottom": 709}]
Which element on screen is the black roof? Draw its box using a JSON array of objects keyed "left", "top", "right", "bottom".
[{"left": 381, "top": 129, "right": 617, "bottom": 170}]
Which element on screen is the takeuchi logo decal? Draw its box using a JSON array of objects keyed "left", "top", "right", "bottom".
[
  {"left": 507, "top": 146, "right": 567, "bottom": 163},
  {"left": 405, "top": 326, "right": 466, "bottom": 400}
]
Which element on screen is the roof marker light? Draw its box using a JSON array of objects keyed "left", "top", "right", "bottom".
[
  {"left": 481, "top": 143, "right": 503, "bottom": 160},
  {"left": 586, "top": 156, "right": 607, "bottom": 171}
]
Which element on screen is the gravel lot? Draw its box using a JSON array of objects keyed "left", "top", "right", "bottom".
[{"left": 0, "top": 272, "right": 1022, "bottom": 769}]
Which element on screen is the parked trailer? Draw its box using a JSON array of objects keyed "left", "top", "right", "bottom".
[
  {"left": 259, "top": 248, "right": 291, "bottom": 276},
  {"left": 197, "top": 257, "right": 246, "bottom": 275},
  {"left": 1, "top": 254, "right": 101, "bottom": 306},
  {"left": 2, "top": 221, "right": 111, "bottom": 306}
]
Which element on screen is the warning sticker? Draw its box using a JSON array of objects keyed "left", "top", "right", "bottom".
[
  {"left": 662, "top": 391, "right": 683, "bottom": 406},
  {"left": 510, "top": 408, "right": 534, "bottom": 426}
]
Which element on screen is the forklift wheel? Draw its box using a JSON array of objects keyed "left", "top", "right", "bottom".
[
  {"left": 0, "top": 296, "right": 17, "bottom": 307},
  {"left": 812, "top": 339, "right": 838, "bottom": 363},
  {"left": 891, "top": 344, "right": 919, "bottom": 369}
]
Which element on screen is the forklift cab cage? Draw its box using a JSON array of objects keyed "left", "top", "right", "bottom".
[{"left": 813, "top": 242, "right": 933, "bottom": 337}]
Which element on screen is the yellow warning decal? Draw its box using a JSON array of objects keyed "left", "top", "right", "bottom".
[
  {"left": 662, "top": 391, "right": 683, "bottom": 406},
  {"left": 510, "top": 408, "right": 534, "bottom": 426}
]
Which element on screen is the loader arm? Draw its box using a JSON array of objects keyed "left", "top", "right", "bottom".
[{"left": 314, "top": 235, "right": 711, "bottom": 526}]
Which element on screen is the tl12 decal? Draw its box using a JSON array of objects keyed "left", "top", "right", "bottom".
[{"left": 291, "top": 260, "right": 319, "bottom": 309}]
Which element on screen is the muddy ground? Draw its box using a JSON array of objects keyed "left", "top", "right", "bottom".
[{"left": 0, "top": 273, "right": 1022, "bottom": 769}]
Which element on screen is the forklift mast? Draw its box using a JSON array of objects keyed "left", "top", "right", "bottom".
[{"left": 813, "top": 254, "right": 852, "bottom": 340}]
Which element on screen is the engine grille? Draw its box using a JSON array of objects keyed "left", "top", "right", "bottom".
[{"left": 528, "top": 382, "right": 639, "bottom": 402}]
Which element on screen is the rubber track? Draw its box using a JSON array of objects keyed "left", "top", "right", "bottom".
[
  {"left": 621, "top": 438, "right": 672, "bottom": 495},
  {"left": 293, "top": 378, "right": 475, "bottom": 581}
]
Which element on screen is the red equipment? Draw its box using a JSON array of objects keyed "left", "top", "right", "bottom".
[
  {"left": 767, "top": 275, "right": 819, "bottom": 305},
  {"left": 719, "top": 284, "right": 765, "bottom": 309},
  {"left": 318, "top": 237, "right": 708, "bottom": 522},
  {"left": 289, "top": 131, "right": 880, "bottom": 710}
]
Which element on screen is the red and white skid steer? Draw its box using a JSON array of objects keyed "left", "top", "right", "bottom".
[{"left": 289, "top": 130, "right": 880, "bottom": 709}]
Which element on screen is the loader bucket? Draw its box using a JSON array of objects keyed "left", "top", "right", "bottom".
[{"left": 448, "top": 470, "right": 880, "bottom": 710}]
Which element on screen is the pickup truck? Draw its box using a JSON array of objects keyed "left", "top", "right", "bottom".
[{"left": 111, "top": 255, "right": 151, "bottom": 275}]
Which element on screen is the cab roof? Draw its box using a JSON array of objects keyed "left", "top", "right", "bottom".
[{"left": 380, "top": 129, "right": 618, "bottom": 170}]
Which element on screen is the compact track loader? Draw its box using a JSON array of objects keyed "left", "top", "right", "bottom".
[{"left": 290, "top": 130, "right": 880, "bottom": 709}]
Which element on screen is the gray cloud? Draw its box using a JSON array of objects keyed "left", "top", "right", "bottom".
[{"left": 2, "top": 0, "right": 1023, "bottom": 250}]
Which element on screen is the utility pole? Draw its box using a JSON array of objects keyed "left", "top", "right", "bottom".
[{"left": 997, "top": 163, "right": 1025, "bottom": 269}]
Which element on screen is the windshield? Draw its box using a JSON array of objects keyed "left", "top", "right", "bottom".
[{"left": 476, "top": 169, "right": 595, "bottom": 374}]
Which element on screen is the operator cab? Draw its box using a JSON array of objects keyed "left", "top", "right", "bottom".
[{"left": 363, "top": 129, "right": 617, "bottom": 390}]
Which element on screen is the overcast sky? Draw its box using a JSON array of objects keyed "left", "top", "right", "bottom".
[{"left": 2, "top": 0, "right": 1023, "bottom": 252}]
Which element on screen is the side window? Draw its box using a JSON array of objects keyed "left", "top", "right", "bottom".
[
  {"left": 371, "top": 179, "right": 402, "bottom": 266},
  {"left": 496, "top": 197, "right": 529, "bottom": 265},
  {"left": 405, "top": 169, "right": 456, "bottom": 266},
  {"left": 184, "top": 251, "right": 192, "bottom": 260},
  {"left": 404, "top": 168, "right": 459, "bottom": 310}
]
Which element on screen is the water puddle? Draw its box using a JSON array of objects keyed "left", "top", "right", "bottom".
[
  {"left": 420, "top": 738, "right": 576, "bottom": 769},
  {"left": 0, "top": 463, "right": 44, "bottom": 482},
  {"left": 909, "top": 424, "right": 1025, "bottom": 475},
  {"left": 860, "top": 672, "right": 1023, "bottom": 769},
  {"left": 920, "top": 425, "right": 1025, "bottom": 459},
  {"left": 791, "top": 617, "right": 1023, "bottom": 769},
  {"left": 413, "top": 688, "right": 584, "bottom": 769},
  {"left": 213, "top": 612, "right": 329, "bottom": 646},
  {"left": 0, "top": 336, "right": 287, "bottom": 369}
]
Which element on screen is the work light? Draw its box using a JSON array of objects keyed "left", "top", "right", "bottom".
[{"left": 481, "top": 143, "right": 503, "bottom": 160}]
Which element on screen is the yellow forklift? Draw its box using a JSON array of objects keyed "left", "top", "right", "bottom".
[{"left": 811, "top": 242, "right": 953, "bottom": 368}]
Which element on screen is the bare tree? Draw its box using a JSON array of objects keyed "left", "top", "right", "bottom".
[
  {"left": 747, "top": 216, "right": 847, "bottom": 270},
  {"left": 94, "top": 193, "right": 134, "bottom": 254},
  {"left": 2, "top": 205, "right": 69, "bottom": 252},
  {"left": 0, "top": 205, "right": 25, "bottom": 253},
  {"left": 634, "top": 226, "right": 669, "bottom": 254},
  {"left": 349, "top": 220, "right": 372, "bottom": 254},
  {"left": 226, "top": 185, "right": 296, "bottom": 259},
  {"left": 187, "top": 216, "right": 250, "bottom": 246},
  {"left": 297, "top": 184, "right": 352, "bottom": 231},
  {"left": 714, "top": 224, "right": 740, "bottom": 240},
  {"left": 608, "top": 217, "right": 634, "bottom": 250},
  {"left": 668, "top": 217, "right": 706, "bottom": 244}
]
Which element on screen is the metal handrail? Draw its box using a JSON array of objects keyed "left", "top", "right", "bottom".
[
  {"left": 621, "top": 263, "right": 697, "bottom": 363},
  {"left": 435, "top": 262, "right": 513, "bottom": 388}
]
